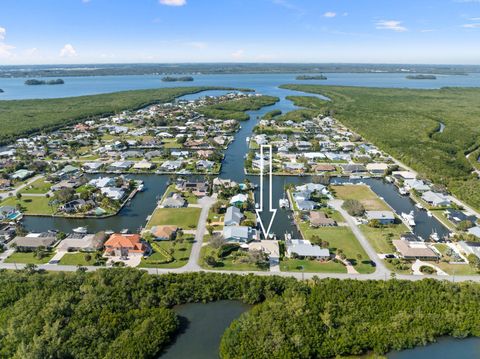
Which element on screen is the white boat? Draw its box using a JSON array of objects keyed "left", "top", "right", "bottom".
[
  {"left": 427, "top": 211, "right": 433, "bottom": 217},
  {"left": 399, "top": 188, "right": 408, "bottom": 196},
  {"left": 279, "top": 198, "right": 290, "bottom": 209},
  {"left": 73, "top": 227, "right": 88, "bottom": 234},
  {"left": 401, "top": 211, "right": 416, "bottom": 227},
  {"left": 120, "top": 229, "right": 129, "bottom": 234},
  {"left": 255, "top": 203, "right": 259, "bottom": 209},
  {"left": 415, "top": 203, "right": 424, "bottom": 210},
  {"left": 430, "top": 231, "right": 440, "bottom": 242}
]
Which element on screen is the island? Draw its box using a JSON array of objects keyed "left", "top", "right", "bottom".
[
  {"left": 406, "top": 74, "right": 437, "bottom": 80},
  {"left": 296, "top": 74, "right": 328, "bottom": 80},
  {"left": 25, "top": 78, "right": 65, "bottom": 85},
  {"left": 161, "top": 76, "right": 194, "bottom": 82}
]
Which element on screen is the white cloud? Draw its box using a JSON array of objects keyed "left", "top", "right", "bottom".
[
  {"left": 0, "top": 27, "right": 6, "bottom": 41},
  {"left": 60, "top": 44, "right": 77, "bottom": 57},
  {"left": 188, "top": 41, "right": 207, "bottom": 49},
  {"left": 231, "top": 49, "right": 245, "bottom": 59},
  {"left": 0, "top": 43, "right": 15, "bottom": 58},
  {"left": 462, "top": 23, "right": 480, "bottom": 28},
  {"left": 375, "top": 20, "right": 407, "bottom": 32},
  {"left": 159, "top": 0, "right": 186, "bottom": 6},
  {"left": 323, "top": 12, "right": 336, "bottom": 18},
  {"left": 25, "top": 47, "right": 38, "bottom": 56}
]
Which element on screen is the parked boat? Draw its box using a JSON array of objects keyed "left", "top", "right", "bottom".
[
  {"left": 415, "top": 202, "right": 424, "bottom": 210},
  {"left": 427, "top": 211, "right": 433, "bottom": 217},
  {"left": 401, "top": 211, "right": 416, "bottom": 227},
  {"left": 430, "top": 231, "right": 440, "bottom": 242},
  {"left": 73, "top": 227, "right": 88, "bottom": 234},
  {"left": 279, "top": 198, "right": 290, "bottom": 209},
  {"left": 399, "top": 187, "right": 408, "bottom": 196}
]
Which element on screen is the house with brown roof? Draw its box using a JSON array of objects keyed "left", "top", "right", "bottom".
[
  {"left": 309, "top": 211, "right": 337, "bottom": 227},
  {"left": 313, "top": 164, "right": 336, "bottom": 173},
  {"left": 104, "top": 233, "right": 146, "bottom": 257},
  {"left": 151, "top": 225, "right": 178, "bottom": 240},
  {"left": 392, "top": 239, "right": 439, "bottom": 260}
]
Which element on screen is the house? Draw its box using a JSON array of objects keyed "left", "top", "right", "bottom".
[
  {"left": 60, "top": 199, "right": 87, "bottom": 213},
  {"left": 230, "top": 194, "right": 248, "bottom": 206},
  {"left": 109, "top": 161, "right": 133, "bottom": 171},
  {"left": 150, "top": 225, "right": 178, "bottom": 240},
  {"left": 366, "top": 163, "right": 389, "bottom": 175},
  {"left": 197, "top": 160, "right": 214, "bottom": 170},
  {"left": 100, "top": 187, "right": 125, "bottom": 201},
  {"left": 0, "top": 224, "right": 16, "bottom": 243},
  {"left": 285, "top": 239, "right": 330, "bottom": 260},
  {"left": 89, "top": 177, "right": 115, "bottom": 188},
  {"left": 160, "top": 160, "right": 183, "bottom": 171},
  {"left": 422, "top": 191, "right": 451, "bottom": 207},
  {"left": 104, "top": 233, "right": 146, "bottom": 257},
  {"left": 313, "top": 164, "right": 336, "bottom": 173},
  {"left": 57, "top": 233, "right": 107, "bottom": 252},
  {"left": 444, "top": 210, "right": 477, "bottom": 226},
  {"left": 404, "top": 179, "right": 430, "bottom": 193},
  {"left": 56, "top": 165, "right": 79, "bottom": 179},
  {"left": 392, "top": 171, "right": 416, "bottom": 181},
  {"left": 51, "top": 179, "right": 81, "bottom": 192},
  {"left": 178, "top": 180, "right": 208, "bottom": 196},
  {"left": 223, "top": 226, "right": 256, "bottom": 243},
  {"left": 457, "top": 241, "right": 480, "bottom": 260},
  {"left": 296, "top": 183, "right": 327, "bottom": 195},
  {"left": 133, "top": 161, "right": 154, "bottom": 170},
  {"left": 248, "top": 240, "right": 280, "bottom": 260},
  {"left": 310, "top": 211, "right": 336, "bottom": 227},
  {"left": 284, "top": 162, "right": 305, "bottom": 172},
  {"left": 0, "top": 206, "right": 21, "bottom": 221},
  {"left": 11, "top": 233, "right": 57, "bottom": 251},
  {"left": 83, "top": 162, "right": 104, "bottom": 171},
  {"left": 11, "top": 169, "right": 34, "bottom": 180},
  {"left": 341, "top": 164, "right": 367, "bottom": 174},
  {"left": 365, "top": 211, "right": 395, "bottom": 225},
  {"left": 0, "top": 178, "right": 11, "bottom": 189},
  {"left": 224, "top": 206, "right": 244, "bottom": 226},
  {"left": 467, "top": 226, "right": 480, "bottom": 238},
  {"left": 392, "top": 239, "right": 439, "bottom": 260},
  {"left": 162, "top": 193, "right": 186, "bottom": 208},
  {"left": 296, "top": 199, "right": 316, "bottom": 211}
]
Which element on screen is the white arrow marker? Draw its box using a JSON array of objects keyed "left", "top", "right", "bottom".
[{"left": 255, "top": 144, "right": 277, "bottom": 239}]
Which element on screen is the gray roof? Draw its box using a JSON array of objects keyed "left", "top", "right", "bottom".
[
  {"left": 366, "top": 211, "right": 395, "bottom": 221},
  {"left": 223, "top": 226, "right": 255, "bottom": 243},
  {"left": 224, "top": 206, "right": 243, "bottom": 226},
  {"left": 286, "top": 240, "right": 330, "bottom": 257},
  {"left": 12, "top": 235, "right": 57, "bottom": 248}
]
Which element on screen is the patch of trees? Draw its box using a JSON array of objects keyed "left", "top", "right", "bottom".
[
  {"left": 406, "top": 74, "right": 437, "bottom": 80},
  {"left": 161, "top": 76, "right": 194, "bottom": 82},
  {"left": 25, "top": 78, "right": 64, "bottom": 85},
  {"left": 197, "top": 96, "right": 279, "bottom": 121},
  {"left": 220, "top": 279, "right": 480, "bottom": 358},
  {"left": 296, "top": 74, "right": 328, "bottom": 80},
  {"left": 342, "top": 199, "right": 365, "bottom": 216}
]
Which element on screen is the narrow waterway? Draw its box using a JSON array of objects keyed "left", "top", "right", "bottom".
[{"left": 159, "top": 301, "right": 250, "bottom": 359}]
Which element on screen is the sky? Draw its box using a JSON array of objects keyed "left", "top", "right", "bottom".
[{"left": 1, "top": 0, "right": 480, "bottom": 65}]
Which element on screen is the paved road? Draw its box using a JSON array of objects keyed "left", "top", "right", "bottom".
[
  {"left": 329, "top": 199, "right": 390, "bottom": 278},
  {"left": 183, "top": 195, "right": 216, "bottom": 271},
  {"left": 0, "top": 175, "right": 44, "bottom": 201}
]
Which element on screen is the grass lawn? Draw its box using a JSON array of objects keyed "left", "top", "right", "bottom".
[
  {"left": 19, "top": 178, "right": 51, "bottom": 194},
  {"left": 0, "top": 196, "right": 57, "bottom": 215},
  {"left": 4, "top": 251, "right": 55, "bottom": 264},
  {"left": 207, "top": 210, "right": 224, "bottom": 229},
  {"left": 199, "top": 245, "right": 267, "bottom": 271},
  {"left": 139, "top": 239, "right": 193, "bottom": 268},
  {"left": 146, "top": 207, "right": 201, "bottom": 229},
  {"left": 299, "top": 222, "right": 375, "bottom": 274},
  {"left": 319, "top": 207, "right": 345, "bottom": 223},
  {"left": 163, "top": 139, "right": 182, "bottom": 149},
  {"left": 435, "top": 262, "right": 478, "bottom": 276},
  {"left": 58, "top": 252, "right": 103, "bottom": 266},
  {"left": 280, "top": 258, "right": 347, "bottom": 273},
  {"left": 359, "top": 223, "right": 408, "bottom": 254},
  {"left": 331, "top": 184, "right": 390, "bottom": 211}
]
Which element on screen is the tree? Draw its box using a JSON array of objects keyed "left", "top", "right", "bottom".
[
  {"left": 207, "top": 225, "right": 215, "bottom": 236},
  {"left": 205, "top": 255, "right": 218, "bottom": 267},
  {"left": 84, "top": 254, "right": 92, "bottom": 262},
  {"left": 16, "top": 192, "right": 22, "bottom": 200},
  {"left": 342, "top": 199, "right": 365, "bottom": 217},
  {"left": 209, "top": 234, "right": 226, "bottom": 249}
]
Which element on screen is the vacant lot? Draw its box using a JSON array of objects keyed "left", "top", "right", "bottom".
[
  {"left": 146, "top": 207, "right": 201, "bottom": 229},
  {"left": 331, "top": 184, "right": 390, "bottom": 211}
]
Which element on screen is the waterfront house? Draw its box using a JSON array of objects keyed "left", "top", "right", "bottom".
[
  {"left": 197, "top": 160, "right": 214, "bottom": 170},
  {"left": 178, "top": 180, "right": 208, "bottom": 196},
  {"left": 248, "top": 240, "right": 280, "bottom": 261},
  {"left": 224, "top": 206, "right": 244, "bottom": 226},
  {"left": 83, "top": 162, "right": 104, "bottom": 171},
  {"left": 284, "top": 162, "right": 305, "bottom": 172},
  {"left": 313, "top": 164, "right": 336, "bottom": 173},
  {"left": 160, "top": 160, "right": 183, "bottom": 171},
  {"left": 404, "top": 179, "right": 430, "bottom": 193},
  {"left": 133, "top": 160, "right": 154, "bottom": 170},
  {"left": 392, "top": 239, "right": 439, "bottom": 260},
  {"left": 89, "top": 177, "right": 116, "bottom": 188},
  {"left": 285, "top": 239, "right": 330, "bottom": 260},
  {"left": 341, "top": 164, "right": 367, "bottom": 175},
  {"left": 57, "top": 233, "right": 107, "bottom": 252},
  {"left": 150, "top": 225, "right": 178, "bottom": 240},
  {"left": 230, "top": 194, "right": 248, "bottom": 207},
  {"left": 309, "top": 211, "right": 336, "bottom": 227},
  {"left": 223, "top": 226, "right": 256, "bottom": 243},
  {"left": 421, "top": 191, "right": 451, "bottom": 207},
  {"left": 365, "top": 211, "right": 395, "bottom": 225},
  {"left": 457, "top": 241, "right": 480, "bottom": 260},
  {"left": 467, "top": 226, "right": 480, "bottom": 238},
  {"left": 296, "top": 199, "right": 316, "bottom": 211},
  {"left": 100, "top": 187, "right": 125, "bottom": 201},
  {"left": 0, "top": 206, "right": 20, "bottom": 221},
  {"left": 162, "top": 193, "right": 186, "bottom": 208},
  {"left": 109, "top": 161, "right": 133, "bottom": 171},
  {"left": 11, "top": 233, "right": 57, "bottom": 251},
  {"left": 444, "top": 210, "right": 477, "bottom": 226},
  {"left": 366, "top": 163, "right": 389, "bottom": 175},
  {"left": 104, "top": 233, "right": 146, "bottom": 257}
]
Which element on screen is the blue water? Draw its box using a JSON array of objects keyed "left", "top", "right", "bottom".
[{"left": 2, "top": 72, "right": 480, "bottom": 100}]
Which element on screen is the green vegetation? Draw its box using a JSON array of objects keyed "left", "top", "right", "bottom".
[
  {"left": 298, "top": 222, "right": 375, "bottom": 274},
  {"left": 25, "top": 78, "right": 64, "bottom": 85},
  {"left": 146, "top": 207, "right": 201, "bottom": 229},
  {"left": 296, "top": 74, "right": 328, "bottom": 80},
  {"left": 197, "top": 95, "right": 279, "bottom": 121},
  {"left": 332, "top": 184, "right": 390, "bottom": 211},
  {"left": 58, "top": 252, "right": 106, "bottom": 266},
  {"left": 220, "top": 279, "right": 480, "bottom": 358},
  {"left": 0, "top": 195, "right": 56, "bottom": 215},
  {"left": 200, "top": 243, "right": 268, "bottom": 271},
  {"left": 139, "top": 239, "right": 193, "bottom": 268},
  {"left": 161, "top": 76, "right": 194, "bottom": 82},
  {"left": 4, "top": 250, "right": 54, "bottom": 264},
  {"left": 359, "top": 224, "right": 407, "bottom": 254},
  {"left": 280, "top": 258, "right": 346, "bottom": 273},
  {"left": 0, "top": 87, "right": 228, "bottom": 144},
  {"left": 406, "top": 74, "right": 437, "bottom": 80},
  {"left": 281, "top": 84, "right": 480, "bottom": 210},
  {"left": 19, "top": 178, "right": 51, "bottom": 194}
]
